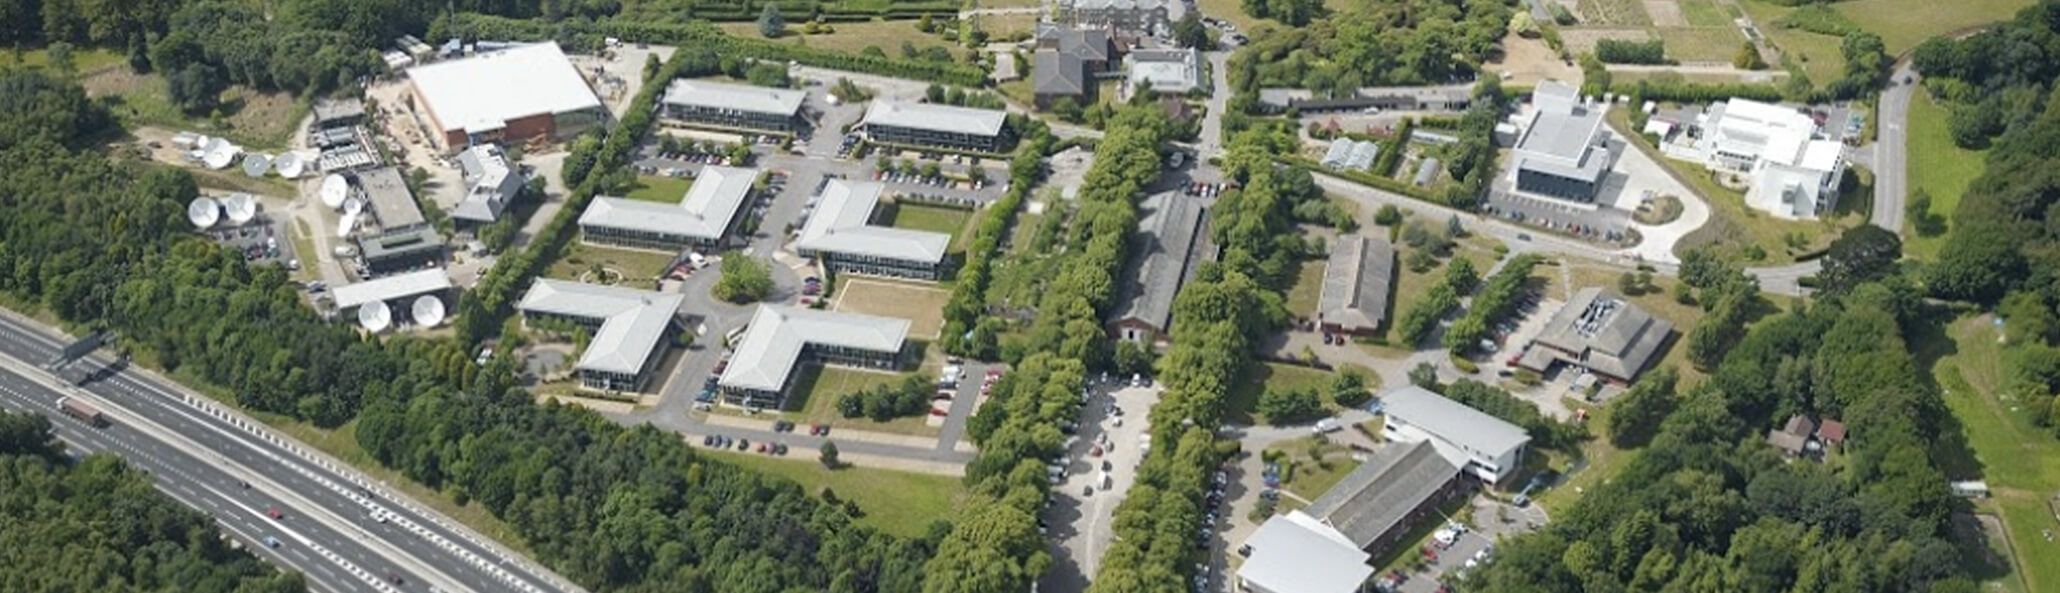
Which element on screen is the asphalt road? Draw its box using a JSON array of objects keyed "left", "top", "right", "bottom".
[
  {"left": 1871, "top": 61, "right": 1918, "bottom": 234},
  {"left": 0, "top": 312, "right": 584, "bottom": 593}
]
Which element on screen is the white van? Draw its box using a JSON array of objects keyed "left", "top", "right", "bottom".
[{"left": 1313, "top": 418, "right": 1341, "bottom": 434}]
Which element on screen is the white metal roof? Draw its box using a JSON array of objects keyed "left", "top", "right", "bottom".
[
  {"left": 662, "top": 79, "right": 807, "bottom": 117},
  {"left": 1238, "top": 512, "right": 1374, "bottom": 593},
  {"left": 515, "top": 279, "right": 684, "bottom": 376},
  {"left": 862, "top": 100, "right": 1008, "bottom": 137},
  {"left": 718, "top": 305, "right": 910, "bottom": 392},
  {"left": 580, "top": 166, "right": 757, "bottom": 240},
  {"left": 407, "top": 43, "right": 602, "bottom": 135},
  {"left": 332, "top": 269, "right": 453, "bottom": 311},
  {"left": 1127, "top": 48, "right": 1202, "bottom": 92},
  {"left": 794, "top": 179, "right": 951, "bottom": 264},
  {"left": 1381, "top": 385, "right": 1531, "bottom": 463}
]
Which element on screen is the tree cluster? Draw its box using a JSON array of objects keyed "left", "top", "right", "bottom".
[
  {"left": 1679, "top": 249, "right": 1764, "bottom": 371},
  {"left": 712, "top": 255, "right": 774, "bottom": 303},
  {"left": 1594, "top": 38, "right": 1668, "bottom": 65},
  {"left": 1443, "top": 254, "right": 1541, "bottom": 353},
  {"left": 836, "top": 374, "right": 938, "bottom": 421},
  {"left": 1436, "top": 379, "right": 1586, "bottom": 450},
  {"left": 1228, "top": 0, "right": 1511, "bottom": 97}
]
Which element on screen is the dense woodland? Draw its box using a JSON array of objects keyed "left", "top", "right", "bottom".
[
  {"left": 0, "top": 68, "right": 936, "bottom": 593},
  {"left": 0, "top": 412, "right": 308, "bottom": 593},
  {"left": 1226, "top": 0, "right": 1510, "bottom": 102}
]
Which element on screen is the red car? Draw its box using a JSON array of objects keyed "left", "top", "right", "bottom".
[{"left": 266, "top": 507, "right": 283, "bottom": 520}]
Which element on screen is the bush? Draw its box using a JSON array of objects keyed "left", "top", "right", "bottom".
[
  {"left": 836, "top": 375, "right": 935, "bottom": 421},
  {"left": 713, "top": 256, "right": 774, "bottom": 303},
  {"left": 1596, "top": 39, "right": 1668, "bottom": 65},
  {"left": 1259, "top": 387, "right": 1326, "bottom": 425}
]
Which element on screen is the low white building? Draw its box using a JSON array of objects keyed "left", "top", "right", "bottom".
[
  {"left": 1695, "top": 98, "right": 1846, "bottom": 220},
  {"left": 1379, "top": 385, "right": 1531, "bottom": 484}
]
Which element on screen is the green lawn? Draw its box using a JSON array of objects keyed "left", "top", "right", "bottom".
[
  {"left": 288, "top": 219, "right": 320, "bottom": 283},
  {"left": 0, "top": 47, "right": 126, "bottom": 73},
  {"left": 1265, "top": 435, "right": 1365, "bottom": 501},
  {"left": 83, "top": 67, "right": 305, "bottom": 151},
  {"left": 1226, "top": 362, "right": 1339, "bottom": 425},
  {"left": 547, "top": 241, "right": 678, "bottom": 285},
  {"left": 1933, "top": 315, "right": 2048, "bottom": 593},
  {"left": 1659, "top": 27, "right": 1749, "bottom": 63},
  {"left": 1678, "top": 0, "right": 1732, "bottom": 27},
  {"left": 1904, "top": 93, "right": 1989, "bottom": 260},
  {"left": 1578, "top": 0, "right": 1652, "bottom": 26},
  {"left": 624, "top": 175, "right": 696, "bottom": 204},
  {"left": 1286, "top": 257, "right": 1328, "bottom": 318},
  {"left": 1834, "top": 0, "right": 2035, "bottom": 54},
  {"left": 719, "top": 19, "right": 963, "bottom": 57},
  {"left": 1738, "top": 1, "right": 1849, "bottom": 84},
  {"left": 890, "top": 203, "right": 975, "bottom": 237},
  {"left": 785, "top": 365, "right": 939, "bottom": 436},
  {"left": 699, "top": 448, "right": 965, "bottom": 538}
]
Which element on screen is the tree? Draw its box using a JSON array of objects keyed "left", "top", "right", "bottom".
[
  {"left": 1733, "top": 42, "right": 1767, "bottom": 70},
  {"left": 713, "top": 256, "right": 774, "bottom": 303},
  {"left": 1408, "top": 362, "right": 1439, "bottom": 390},
  {"left": 1330, "top": 370, "right": 1370, "bottom": 408},
  {"left": 758, "top": 4, "right": 785, "bottom": 38},
  {"left": 167, "top": 63, "right": 224, "bottom": 114},
  {"left": 1907, "top": 189, "right": 1946, "bottom": 236},
  {"left": 1172, "top": 13, "right": 1212, "bottom": 49},
  {"left": 1258, "top": 387, "right": 1325, "bottom": 425},
  {"left": 1375, "top": 205, "right": 1402, "bottom": 226},
  {"left": 1607, "top": 368, "right": 1677, "bottom": 448},
  {"left": 820, "top": 440, "right": 840, "bottom": 467},
  {"left": 1819, "top": 224, "right": 1900, "bottom": 295}
]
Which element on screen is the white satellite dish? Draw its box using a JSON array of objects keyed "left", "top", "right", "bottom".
[
  {"left": 186, "top": 197, "right": 221, "bottom": 229},
  {"left": 411, "top": 295, "right": 447, "bottom": 327},
  {"left": 358, "top": 300, "right": 392, "bottom": 333},
  {"left": 223, "top": 193, "right": 258, "bottom": 224},
  {"left": 242, "top": 153, "right": 272, "bottom": 177},
  {"left": 336, "top": 210, "right": 360, "bottom": 238},
  {"left": 320, "top": 174, "right": 349, "bottom": 209},
  {"left": 275, "top": 152, "right": 306, "bottom": 179},
  {"left": 342, "top": 196, "right": 365, "bottom": 216},
  {"left": 202, "top": 138, "right": 241, "bottom": 170}
]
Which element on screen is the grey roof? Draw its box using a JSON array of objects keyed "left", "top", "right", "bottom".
[
  {"left": 1239, "top": 512, "right": 1375, "bottom": 593},
  {"left": 1257, "top": 88, "right": 1314, "bottom": 109},
  {"left": 1357, "top": 83, "right": 1475, "bottom": 105},
  {"left": 313, "top": 98, "right": 366, "bottom": 125},
  {"left": 1381, "top": 385, "right": 1531, "bottom": 462},
  {"left": 1412, "top": 157, "right": 1443, "bottom": 186},
  {"left": 1304, "top": 440, "right": 1462, "bottom": 548},
  {"left": 661, "top": 79, "right": 808, "bottom": 117},
  {"left": 355, "top": 167, "right": 425, "bottom": 230},
  {"left": 718, "top": 305, "right": 910, "bottom": 392},
  {"left": 332, "top": 269, "right": 452, "bottom": 311},
  {"left": 1318, "top": 236, "right": 1395, "bottom": 331},
  {"left": 357, "top": 226, "right": 443, "bottom": 261},
  {"left": 863, "top": 100, "right": 1008, "bottom": 137},
  {"left": 1321, "top": 139, "right": 1380, "bottom": 171},
  {"left": 453, "top": 145, "right": 523, "bottom": 223},
  {"left": 1127, "top": 48, "right": 1202, "bottom": 93},
  {"left": 1530, "top": 287, "right": 1675, "bottom": 380},
  {"left": 1039, "top": 26, "right": 1113, "bottom": 63},
  {"left": 794, "top": 179, "right": 950, "bottom": 264},
  {"left": 1514, "top": 82, "right": 1611, "bottom": 185},
  {"left": 1113, "top": 191, "right": 1209, "bottom": 332},
  {"left": 516, "top": 279, "right": 685, "bottom": 376},
  {"left": 580, "top": 166, "right": 757, "bottom": 241},
  {"left": 1034, "top": 51, "right": 1088, "bottom": 97}
]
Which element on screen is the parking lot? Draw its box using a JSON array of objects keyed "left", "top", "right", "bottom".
[
  {"left": 208, "top": 215, "right": 297, "bottom": 270},
  {"left": 1391, "top": 496, "right": 1546, "bottom": 593},
  {"left": 1040, "top": 378, "right": 1161, "bottom": 593}
]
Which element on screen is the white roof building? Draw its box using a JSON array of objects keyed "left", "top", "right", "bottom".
[
  {"left": 515, "top": 280, "right": 684, "bottom": 377},
  {"left": 452, "top": 144, "right": 524, "bottom": 223},
  {"left": 718, "top": 305, "right": 911, "bottom": 393},
  {"left": 1237, "top": 512, "right": 1375, "bottom": 593},
  {"left": 1380, "top": 385, "right": 1531, "bottom": 484},
  {"left": 661, "top": 79, "right": 807, "bottom": 118},
  {"left": 794, "top": 179, "right": 951, "bottom": 265},
  {"left": 405, "top": 43, "right": 603, "bottom": 148},
  {"left": 1126, "top": 48, "right": 1203, "bottom": 94},
  {"left": 1697, "top": 98, "right": 1846, "bottom": 220},
  {"left": 581, "top": 166, "right": 757, "bottom": 243},
  {"left": 862, "top": 100, "right": 1009, "bottom": 138},
  {"left": 331, "top": 269, "right": 453, "bottom": 311}
]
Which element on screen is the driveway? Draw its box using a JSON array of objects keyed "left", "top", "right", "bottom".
[
  {"left": 1607, "top": 136, "right": 1712, "bottom": 264},
  {"left": 1870, "top": 61, "right": 1917, "bottom": 234},
  {"left": 1041, "top": 380, "right": 1162, "bottom": 593}
]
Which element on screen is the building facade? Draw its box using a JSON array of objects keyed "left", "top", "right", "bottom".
[
  {"left": 793, "top": 180, "right": 951, "bottom": 281},
  {"left": 659, "top": 79, "right": 809, "bottom": 135},
  {"left": 860, "top": 101, "right": 1013, "bottom": 154},
  {"left": 717, "top": 306, "right": 912, "bottom": 408}
]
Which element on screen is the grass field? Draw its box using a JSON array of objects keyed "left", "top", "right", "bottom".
[
  {"left": 1658, "top": 27, "right": 1749, "bottom": 62},
  {"left": 1904, "top": 93, "right": 1989, "bottom": 260},
  {"left": 289, "top": 219, "right": 320, "bottom": 283},
  {"left": 889, "top": 203, "right": 975, "bottom": 244},
  {"left": 548, "top": 241, "right": 677, "bottom": 284},
  {"left": 624, "top": 175, "right": 696, "bottom": 204},
  {"left": 1265, "top": 435, "right": 1365, "bottom": 501},
  {"left": 786, "top": 365, "right": 939, "bottom": 436},
  {"left": 832, "top": 277, "right": 951, "bottom": 338},
  {"left": 1736, "top": 1, "right": 1848, "bottom": 83},
  {"left": 1834, "top": 0, "right": 2035, "bottom": 54},
  {"left": 1579, "top": 0, "right": 1653, "bottom": 26},
  {"left": 699, "top": 448, "right": 964, "bottom": 538},
  {"left": 1932, "top": 315, "right": 2048, "bottom": 593},
  {"left": 1678, "top": 0, "right": 1731, "bottom": 27},
  {"left": 720, "top": 20, "right": 963, "bottom": 57},
  {"left": 82, "top": 68, "right": 304, "bottom": 151},
  {"left": 0, "top": 47, "right": 126, "bottom": 73},
  {"left": 1226, "top": 362, "right": 1339, "bottom": 425}
]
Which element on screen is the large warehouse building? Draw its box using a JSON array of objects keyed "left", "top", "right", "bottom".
[{"left": 406, "top": 43, "right": 606, "bottom": 153}]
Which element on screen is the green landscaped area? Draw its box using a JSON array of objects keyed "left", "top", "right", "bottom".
[
  {"left": 1226, "top": 362, "right": 1339, "bottom": 425},
  {"left": 889, "top": 203, "right": 977, "bottom": 250},
  {"left": 1285, "top": 257, "right": 1329, "bottom": 318},
  {"left": 1904, "top": 93, "right": 1989, "bottom": 260},
  {"left": 82, "top": 67, "right": 305, "bottom": 151},
  {"left": 1265, "top": 435, "right": 1366, "bottom": 502},
  {"left": 718, "top": 20, "right": 963, "bottom": 57},
  {"left": 1678, "top": 0, "right": 1732, "bottom": 27},
  {"left": 546, "top": 241, "right": 678, "bottom": 284},
  {"left": 1930, "top": 315, "right": 2049, "bottom": 593},
  {"left": 0, "top": 47, "right": 126, "bottom": 73},
  {"left": 1607, "top": 109, "right": 1859, "bottom": 264},
  {"left": 699, "top": 448, "right": 964, "bottom": 538},
  {"left": 1735, "top": 1, "right": 1848, "bottom": 83},
  {"left": 288, "top": 219, "right": 320, "bottom": 283},
  {"left": 1660, "top": 27, "right": 1751, "bottom": 63},
  {"left": 624, "top": 175, "right": 696, "bottom": 204},
  {"left": 764, "top": 364, "right": 941, "bottom": 436},
  {"left": 1833, "top": 0, "right": 2035, "bottom": 54}
]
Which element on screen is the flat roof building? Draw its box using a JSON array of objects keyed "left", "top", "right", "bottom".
[
  {"left": 355, "top": 167, "right": 425, "bottom": 232},
  {"left": 717, "top": 305, "right": 912, "bottom": 408},
  {"left": 406, "top": 43, "right": 605, "bottom": 153},
  {"left": 580, "top": 166, "right": 758, "bottom": 251},
  {"left": 860, "top": 100, "right": 1012, "bottom": 154},
  {"left": 1304, "top": 440, "right": 1467, "bottom": 558},
  {"left": 515, "top": 279, "right": 685, "bottom": 392},
  {"left": 1380, "top": 385, "right": 1531, "bottom": 484},
  {"left": 794, "top": 179, "right": 951, "bottom": 280},
  {"left": 659, "top": 79, "right": 809, "bottom": 135},
  {"left": 355, "top": 226, "right": 444, "bottom": 275},
  {"left": 1109, "top": 191, "right": 1211, "bottom": 344},
  {"left": 451, "top": 144, "right": 525, "bottom": 224},
  {"left": 1237, "top": 512, "right": 1375, "bottom": 593},
  {"left": 1126, "top": 48, "right": 1203, "bottom": 95},
  {"left": 331, "top": 269, "right": 453, "bottom": 312},
  {"left": 1519, "top": 286, "right": 1675, "bottom": 383},
  {"left": 313, "top": 97, "right": 367, "bottom": 130},
  {"left": 1317, "top": 236, "right": 1396, "bottom": 336},
  {"left": 1510, "top": 81, "right": 1614, "bottom": 202},
  {"left": 1696, "top": 98, "right": 1847, "bottom": 220}
]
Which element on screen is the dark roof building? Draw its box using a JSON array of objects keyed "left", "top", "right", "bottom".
[
  {"left": 313, "top": 97, "right": 367, "bottom": 130},
  {"left": 1519, "top": 287, "right": 1675, "bottom": 383},
  {"left": 1033, "top": 51, "right": 1091, "bottom": 109},
  {"left": 1109, "top": 191, "right": 1211, "bottom": 344},
  {"left": 1304, "top": 440, "right": 1468, "bottom": 557},
  {"left": 1317, "top": 236, "right": 1396, "bottom": 335}
]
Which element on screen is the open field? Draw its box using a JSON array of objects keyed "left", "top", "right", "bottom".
[
  {"left": 1226, "top": 362, "right": 1339, "bottom": 425},
  {"left": 1265, "top": 435, "right": 1366, "bottom": 501},
  {"left": 1286, "top": 257, "right": 1329, "bottom": 318},
  {"left": 0, "top": 47, "right": 126, "bottom": 73},
  {"left": 547, "top": 241, "right": 677, "bottom": 284},
  {"left": 1904, "top": 93, "right": 1989, "bottom": 260},
  {"left": 889, "top": 202, "right": 977, "bottom": 251},
  {"left": 1678, "top": 0, "right": 1731, "bottom": 27},
  {"left": 1656, "top": 27, "right": 1748, "bottom": 62},
  {"left": 699, "top": 448, "right": 964, "bottom": 538},
  {"left": 82, "top": 68, "right": 304, "bottom": 151},
  {"left": 1579, "top": 0, "right": 1653, "bottom": 27},
  {"left": 719, "top": 19, "right": 963, "bottom": 57},
  {"left": 832, "top": 277, "right": 952, "bottom": 339},
  {"left": 1833, "top": 0, "right": 2035, "bottom": 54},
  {"left": 1931, "top": 315, "right": 2047, "bottom": 593},
  {"left": 1736, "top": 1, "right": 1850, "bottom": 83},
  {"left": 624, "top": 175, "right": 696, "bottom": 204}
]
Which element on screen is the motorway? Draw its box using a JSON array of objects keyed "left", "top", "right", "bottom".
[{"left": 0, "top": 311, "right": 584, "bottom": 593}]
